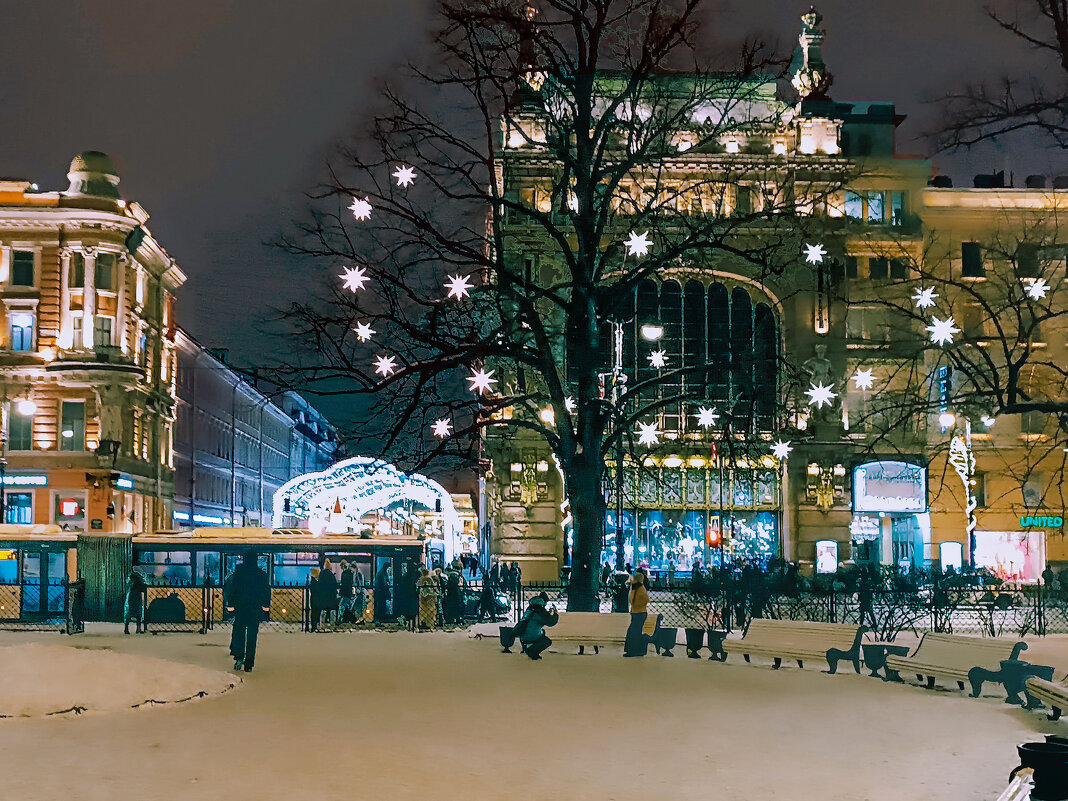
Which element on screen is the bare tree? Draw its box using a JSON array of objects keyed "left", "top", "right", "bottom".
[{"left": 276, "top": 0, "right": 849, "bottom": 610}]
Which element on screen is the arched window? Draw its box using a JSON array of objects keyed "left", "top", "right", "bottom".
[
  {"left": 730, "top": 287, "right": 754, "bottom": 408},
  {"left": 706, "top": 283, "right": 730, "bottom": 402},
  {"left": 753, "top": 303, "right": 778, "bottom": 429},
  {"left": 659, "top": 280, "right": 683, "bottom": 429},
  {"left": 683, "top": 280, "right": 706, "bottom": 398}
]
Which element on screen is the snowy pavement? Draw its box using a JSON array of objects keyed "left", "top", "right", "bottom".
[{"left": 0, "top": 626, "right": 1064, "bottom": 800}]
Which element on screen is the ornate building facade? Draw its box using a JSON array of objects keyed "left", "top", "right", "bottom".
[{"left": 483, "top": 9, "right": 1068, "bottom": 581}]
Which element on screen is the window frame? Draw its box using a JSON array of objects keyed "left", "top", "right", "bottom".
[
  {"left": 59, "top": 401, "right": 86, "bottom": 452},
  {"left": 10, "top": 250, "right": 35, "bottom": 287}
]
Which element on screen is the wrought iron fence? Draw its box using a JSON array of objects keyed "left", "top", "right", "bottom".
[{"left": 0, "top": 580, "right": 83, "bottom": 634}]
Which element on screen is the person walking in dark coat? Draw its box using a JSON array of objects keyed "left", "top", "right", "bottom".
[
  {"left": 338, "top": 561, "right": 355, "bottom": 623},
  {"left": 315, "top": 561, "right": 339, "bottom": 629},
  {"left": 399, "top": 563, "right": 420, "bottom": 630},
  {"left": 443, "top": 563, "right": 463, "bottom": 625},
  {"left": 225, "top": 552, "right": 271, "bottom": 673},
  {"left": 517, "top": 592, "right": 558, "bottom": 660},
  {"left": 373, "top": 563, "right": 392, "bottom": 623},
  {"left": 477, "top": 569, "right": 497, "bottom": 621},
  {"left": 489, "top": 561, "right": 501, "bottom": 590},
  {"left": 123, "top": 571, "right": 147, "bottom": 634}
]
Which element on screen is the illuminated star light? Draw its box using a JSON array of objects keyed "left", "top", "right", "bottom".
[
  {"left": 803, "top": 243, "right": 826, "bottom": 264},
  {"left": 625, "top": 231, "right": 652, "bottom": 258},
  {"left": 349, "top": 197, "right": 372, "bottom": 220},
  {"left": 694, "top": 407, "right": 720, "bottom": 428},
  {"left": 852, "top": 368, "right": 875, "bottom": 391},
  {"left": 466, "top": 368, "right": 498, "bottom": 395},
  {"left": 637, "top": 421, "right": 660, "bottom": 447},
  {"left": 444, "top": 274, "right": 473, "bottom": 299},
  {"left": 771, "top": 440, "right": 792, "bottom": 460},
  {"left": 805, "top": 382, "right": 838, "bottom": 409},
  {"left": 648, "top": 350, "right": 667, "bottom": 368},
  {"left": 353, "top": 322, "right": 375, "bottom": 342},
  {"left": 340, "top": 266, "right": 369, "bottom": 292},
  {"left": 565, "top": 397, "right": 576, "bottom": 413},
  {"left": 431, "top": 418, "right": 452, "bottom": 438},
  {"left": 926, "top": 316, "right": 960, "bottom": 346},
  {"left": 1025, "top": 278, "right": 1051, "bottom": 300},
  {"left": 373, "top": 355, "right": 397, "bottom": 377},
  {"left": 393, "top": 165, "right": 417, "bottom": 188},
  {"left": 913, "top": 287, "right": 938, "bottom": 309}
]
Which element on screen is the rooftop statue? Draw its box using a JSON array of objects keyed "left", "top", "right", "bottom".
[{"left": 789, "top": 6, "right": 834, "bottom": 101}]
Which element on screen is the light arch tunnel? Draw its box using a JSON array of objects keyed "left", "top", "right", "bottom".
[
  {"left": 272, "top": 457, "right": 463, "bottom": 564},
  {"left": 569, "top": 276, "right": 780, "bottom": 431}
]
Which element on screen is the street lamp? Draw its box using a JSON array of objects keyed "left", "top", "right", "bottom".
[{"left": 0, "top": 398, "right": 36, "bottom": 524}]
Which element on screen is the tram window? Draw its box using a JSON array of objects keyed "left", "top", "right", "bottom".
[
  {"left": 272, "top": 552, "right": 318, "bottom": 586},
  {"left": 196, "top": 551, "right": 221, "bottom": 586},
  {"left": 0, "top": 550, "right": 17, "bottom": 583},
  {"left": 135, "top": 550, "right": 193, "bottom": 585}
]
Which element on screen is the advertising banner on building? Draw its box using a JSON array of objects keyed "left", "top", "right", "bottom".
[
  {"left": 852, "top": 461, "right": 927, "bottom": 513},
  {"left": 972, "top": 530, "right": 1045, "bottom": 583}
]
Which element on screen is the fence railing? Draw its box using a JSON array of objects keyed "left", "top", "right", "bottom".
[{"left": 0, "top": 580, "right": 84, "bottom": 634}]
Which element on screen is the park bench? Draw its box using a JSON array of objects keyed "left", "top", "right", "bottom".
[
  {"left": 735, "top": 619, "right": 866, "bottom": 674},
  {"left": 1024, "top": 672, "right": 1068, "bottom": 721},
  {"left": 883, "top": 632, "right": 1027, "bottom": 692},
  {"left": 548, "top": 612, "right": 661, "bottom": 654}
]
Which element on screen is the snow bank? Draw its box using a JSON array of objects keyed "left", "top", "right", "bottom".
[{"left": 0, "top": 643, "right": 238, "bottom": 718}]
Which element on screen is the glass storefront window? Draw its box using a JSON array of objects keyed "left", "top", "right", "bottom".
[
  {"left": 733, "top": 470, "right": 754, "bottom": 507},
  {"left": 685, "top": 469, "right": 706, "bottom": 505}
]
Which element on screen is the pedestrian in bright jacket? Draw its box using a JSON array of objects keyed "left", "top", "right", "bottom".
[
  {"left": 517, "top": 592, "right": 558, "bottom": 660},
  {"left": 624, "top": 570, "right": 650, "bottom": 657}
]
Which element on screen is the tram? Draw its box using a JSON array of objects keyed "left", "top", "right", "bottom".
[{"left": 0, "top": 525, "right": 78, "bottom": 623}]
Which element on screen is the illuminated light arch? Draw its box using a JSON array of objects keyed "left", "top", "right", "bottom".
[{"left": 272, "top": 457, "right": 462, "bottom": 562}]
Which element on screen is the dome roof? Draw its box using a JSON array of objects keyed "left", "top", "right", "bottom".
[{"left": 66, "top": 151, "right": 121, "bottom": 199}]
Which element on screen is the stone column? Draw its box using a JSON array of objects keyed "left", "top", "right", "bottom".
[
  {"left": 82, "top": 247, "right": 96, "bottom": 350},
  {"left": 58, "top": 248, "right": 72, "bottom": 349}
]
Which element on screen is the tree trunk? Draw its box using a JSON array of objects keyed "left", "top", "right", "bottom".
[{"left": 565, "top": 454, "right": 604, "bottom": 612}]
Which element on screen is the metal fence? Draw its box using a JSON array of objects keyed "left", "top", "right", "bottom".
[
  {"left": 0, "top": 581, "right": 84, "bottom": 635},
  {"left": 515, "top": 581, "right": 1068, "bottom": 640}
]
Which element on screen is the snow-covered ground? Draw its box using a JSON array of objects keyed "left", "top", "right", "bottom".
[{"left": 0, "top": 626, "right": 1064, "bottom": 800}]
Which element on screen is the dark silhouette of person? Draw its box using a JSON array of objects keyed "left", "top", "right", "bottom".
[
  {"left": 225, "top": 552, "right": 270, "bottom": 673},
  {"left": 374, "top": 563, "right": 392, "bottom": 623},
  {"left": 124, "top": 571, "right": 147, "bottom": 634}
]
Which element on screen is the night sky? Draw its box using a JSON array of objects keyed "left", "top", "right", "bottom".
[{"left": 0, "top": 0, "right": 1059, "bottom": 406}]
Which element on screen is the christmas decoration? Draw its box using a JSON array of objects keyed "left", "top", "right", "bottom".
[
  {"left": 694, "top": 407, "right": 720, "bottom": 428},
  {"left": 625, "top": 231, "right": 652, "bottom": 258},
  {"left": 852, "top": 368, "right": 875, "bottom": 390},
  {"left": 444, "top": 274, "right": 473, "bottom": 299},
  {"left": 913, "top": 287, "right": 937, "bottom": 309},
  {"left": 565, "top": 397, "right": 576, "bottom": 413},
  {"left": 980, "top": 415, "right": 996, "bottom": 427},
  {"left": 648, "top": 349, "right": 667, "bottom": 368},
  {"left": 373, "top": 355, "right": 397, "bottom": 376},
  {"left": 353, "top": 322, "right": 375, "bottom": 342},
  {"left": 771, "top": 440, "right": 792, "bottom": 460},
  {"left": 637, "top": 421, "right": 660, "bottom": 447},
  {"left": 803, "top": 243, "right": 826, "bottom": 264},
  {"left": 466, "top": 368, "right": 498, "bottom": 395},
  {"left": 393, "top": 165, "right": 417, "bottom": 187},
  {"left": 431, "top": 418, "right": 452, "bottom": 438},
  {"left": 805, "top": 382, "right": 837, "bottom": 408},
  {"left": 349, "top": 197, "right": 372, "bottom": 220},
  {"left": 926, "top": 316, "right": 960, "bottom": 346},
  {"left": 1025, "top": 278, "right": 1050, "bottom": 300},
  {"left": 340, "top": 266, "right": 369, "bottom": 292}
]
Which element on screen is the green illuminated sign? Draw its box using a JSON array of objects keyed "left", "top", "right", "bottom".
[{"left": 1020, "top": 515, "right": 1064, "bottom": 528}]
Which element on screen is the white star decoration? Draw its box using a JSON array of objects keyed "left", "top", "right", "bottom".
[
  {"left": 1025, "top": 278, "right": 1051, "bottom": 300},
  {"left": 431, "top": 418, "right": 452, "bottom": 438},
  {"left": 393, "top": 165, "right": 417, "bottom": 188},
  {"left": 565, "top": 397, "right": 576, "bottom": 413},
  {"left": 805, "top": 382, "right": 838, "bottom": 409},
  {"left": 695, "top": 407, "right": 720, "bottom": 428},
  {"left": 913, "top": 287, "right": 938, "bottom": 309},
  {"left": 637, "top": 421, "right": 660, "bottom": 447},
  {"left": 803, "top": 243, "right": 826, "bottom": 264},
  {"left": 852, "top": 369, "right": 875, "bottom": 390},
  {"left": 353, "top": 322, "right": 375, "bottom": 342},
  {"left": 349, "top": 197, "right": 372, "bottom": 220},
  {"left": 444, "top": 274, "right": 473, "bottom": 299},
  {"left": 771, "top": 441, "right": 792, "bottom": 460},
  {"left": 625, "top": 231, "right": 652, "bottom": 258},
  {"left": 340, "top": 266, "right": 369, "bottom": 292},
  {"left": 466, "top": 368, "right": 498, "bottom": 395},
  {"left": 926, "top": 316, "right": 960, "bottom": 346},
  {"left": 373, "top": 355, "right": 397, "bottom": 377},
  {"left": 648, "top": 350, "right": 667, "bottom": 368}
]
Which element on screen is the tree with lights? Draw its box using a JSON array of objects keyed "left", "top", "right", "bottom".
[{"left": 277, "top": 0, "right": 854, "bottom": 611}]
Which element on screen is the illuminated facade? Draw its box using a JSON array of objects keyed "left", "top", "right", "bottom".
[{"left": 0, "top": 152, "right": 184, "bottom": 534}]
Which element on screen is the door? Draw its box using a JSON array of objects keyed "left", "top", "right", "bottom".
[{"left": 20, "top": 550, "right": 66, "bottom": 618}]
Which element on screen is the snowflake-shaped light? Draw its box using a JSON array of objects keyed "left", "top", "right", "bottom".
[
  {"left": 353, "top": 322, "right": 375, "bottom": 342},
  {"left": 466, "top": 368, "right": 498, "bottom": 395},
  {"left": 913, "top": 287, "right": 938, "bottom": 309},
  {"left": 564, "top": 397, "right": 576, "bottom": 413},
  {"left": 373, "top": 355, "right": 397, "bottom": 377},
  {"left": 805, "top": 382, "right": 838, "bottom": 409},
  {"left": 637, "top": 421, "right": 660, "bottom": 447},
  {"left": 926, "top": 316, "right": 960, "bottom": 346},
  {"left": 648, "top": 350, "right": 667, "bottom": 368},
  {"left": 444, "top": 274, "right": 473, "bottom": 299},
  {"left": 431, "top": 418, "right": 452, "bottom": 438},
  {"left": 771, "top": 440, "right": 792, "bottom": 460},
  {"left": 393, "top": 165, "right": 417, "bottom": 188},
  {"left": 566, "top": 193, "right": 578, "bottom": 213},
  {"left": 694, "top": 407, "right": 720, "bottom": 428},
  {"left": 803, "top": 243, "right": 826, "bottom": 264},
  {"left": 1025, "top": 278, "right": 1051, "bottom": 300},
  {"left": 852, "top": 368, "right": 875, "bottom": 391},
  {"left": 349, "top": 197, "right": 372, "bottom": 220},
  {"left": 340, "top": 266, "right": 369, "bottom": 292},
  {"left": 625, "top": 231, "right": 652, "bottom": 258}
]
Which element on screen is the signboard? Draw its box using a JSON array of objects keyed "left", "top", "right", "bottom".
[
  {"left": 2, "top": 474, "right": 47, "bottom": 487},
  {"left": 853, "top": 461, "right": 927, "bottom": 513},
  {"left": 815, "top": 539, "right": 838, "bottom": 574},
  {"left": 1020, "top": 515, "right": 1064, "bottom": 529},
  {"left": 849, "top": 515, "right": 880, "bottom": 542},
  {"left": 973, "top": 530, "right": 1045, "bottom": 583}
]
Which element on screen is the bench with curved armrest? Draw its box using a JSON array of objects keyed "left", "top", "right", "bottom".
[
  {"left": 1024, "top": 672, "right": 1068, "bottom": 721},
  {"left": 881, "top": 632, "right": 1027, "bottom": 692},
  {"left": 736, "top": 619, "right": 867, "bottom": 674},
  {"left": 500, "top": 611, "right": 661, "bottom": 655}
]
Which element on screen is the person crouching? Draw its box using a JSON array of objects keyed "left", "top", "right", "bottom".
[{"left": 518, "top": 591, "right": 558, "bottom": 660}]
